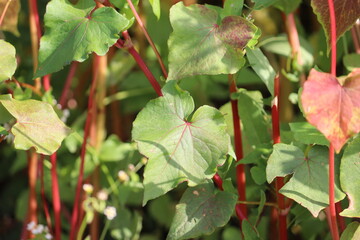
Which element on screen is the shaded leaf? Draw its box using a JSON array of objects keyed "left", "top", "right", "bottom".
[
  {"left": 242, "top": 220, "right": 260, "bottom": 240},
  {"left": 132, "top": 81, "right": 230, "bottom": 204},
  {"left": 343, "top": 53, "right": 360, "bottom": 71},
  {"left": 273, "top": 0, "right": 301, "bottom": 14},
  {"left": 267, "top": 144, "right": 345, "bottom": 217},
  {"left": 251, "top": 0, "right": 279, "bottom": 10},
  {"left": 35, "top": 0, "right": 129, "bottom": 78},
  {"left": 301, "top": 68, "right": 360, "bottom": 152},
  {"left": 222, "top": 0, "right": 243, "bottom": 17},
  {"left": 0, "top": 40, "right": 17, "bottom": 82},
  {"left": 149, "top": 0, "right": 160, "bottom": 19},
  {"left": 0, "top": 94, "right": 71, "bottom": 155},
  {"left": 246, "top": 47, "right": 275, "bottom": 95},
  {"left": 99, "top": 135, "right": 134, "bottom": 162},
  {"left": 0, "top": 0, "right": 20, "bottom": 36},
  {"left": 311, "top": 0, "right": 360, "bottom": 50},
  {"left": 168, "top": 2, "right": 260, "bottom": 80},
  {"left": 340, "top": 136, "right": 360, "bottom": 217},
  {"left": 340, "top": 222, "right": 360, "bottom": 240},
  {"left": 167, "top": 181, "right": 237, "bottom": 240},
  {"left": 289, "top": 122, "right": 329, "bottom": 146}
]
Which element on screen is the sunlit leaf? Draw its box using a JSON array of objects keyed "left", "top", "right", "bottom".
[
  {"left": 35, "top": 0, "right": 129, "bottom": 78},
  {"left": 301, "top": 68, "right": 360, "bottom": 152},
  {"left": 167, "top": 181, "right": 237, "bottom": 240},
  {"left": 0, "top": 40, "right": 17, "bottom": 82},
  {"left": 0, "top": 0, "right": 20, "bottom": 36},
  {"left": 149, "top": 0, "right": 160, "bottom": 19},
  {"left": 340, "top": 222, "right": 360, "bottom": 240},
  {"left": 0, "top": 94, "right": 71, "bottom": 155},
  {"left": 311, "top": 0, "right": 360, "bottom": 50},
  {"left": 340, "top": 136, "right": 360, "bottom": 218},
  {"left": 132, "top": 81, "right": 230, "bottom": 204},
  {"left": 168, "top": 2, "right": 260, "bottom": 80}
]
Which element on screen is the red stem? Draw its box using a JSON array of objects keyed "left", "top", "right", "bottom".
[
  {"left": 272, "top": 75, "right": 287, "bottom": 240},
  {"left": 27, "top": 150, "right": 38, "bottom": 239},
  {"left": 29, "top": 0, "right": 42, "bottom": 41},
  {"left": 69, "top": 55, "right": 100, "bottom": 240},
  {"left": 327, "top": 0, "right": 340, "bottom": 239},
  {"left": 351, "top": 22, "right": 360, "bottom": 54},
  {"left": 40, "top": 156, "right": 53, "bottom": 233},
  {"left": 51, "top": 153, "right": 61, "bottom": 240},
  {"left": 228, "top": 74, "right": 247, "bottom": 221},
  {"left": 59, "top": 61, "right": 79, "bottom": 108},
  {"left": 116, "top": 31, "right": 163, "bottom": 97},
  {"left": 126, "top": 0, "right": 168, "bottom": 78}
]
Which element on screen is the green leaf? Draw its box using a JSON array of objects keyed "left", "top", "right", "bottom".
[
  {"left": 99, "top": 135, "right": 134, "bottom": 162},
  {"left": 0, "top": 126, "right": 8, "bottom": 135},
  {"left": 250, "top": 166, "right": 266, "bottom": 185},
  {"left": 222, "top": 227, "right": 242, "bottom": 240},
  {"left": 149, "top": 0, "right": 161, "bottom": 19},
  {"left": 167, "top": 181, "right": 237, "bottom": 240},
  {"left": 35, "top": 0, "right": 130, "bottom": 78},
  {"left": 168, "top": 2, "right": 260, "bottom": 80},
  {"left": 222, "top": 0, "right": 243, "bottom": 17},
  {"left": 340, "top": 222, "right": 360, "bottom": 240},
  {"left": 273, "top": 0, "right": 301, "bottom": 14},
  {"left": 311, "top": 0, "right": 360, "bottom": 50},
  {"left": 0, "top": 94, "right": 71, "bottom": 155},
  {"left": 0, "top": 40, "right": 17, "bottom": 82},
  {"left": 246, "top": 47, "right": 275, "bottom": 95},
  {"left": 267, "top": 144, "right": 345, "bottom": 216},
  {"left": 343, "top": 53, "right": 360, "bottom": 71},
  {"left": 149, "top": 195, "right": 175, "bottom": 228},
  {"left": 242, "top": 220, "right": 260, "bottom": 240},
  {"left": 340, "top": 136, "right": 360, "bottom": 217},
  {"left": 289, "top": 122, "right": 329, "bottom": 146},
  {"left": 251, "top": 0, "right": 279, "bottom": 10},
  {"left": 132, "top": 81, "right": 230, "bottom": 204},
  {"left": 235, "top": 89, "right": 271, "bottom": 147}
]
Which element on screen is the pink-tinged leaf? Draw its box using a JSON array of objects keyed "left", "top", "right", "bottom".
[
  {"left": 311, "top": 0, "right": 360, "bottom": 50},
  {"left": 301, "top": 68, "right": 360, "bottom": 152}
]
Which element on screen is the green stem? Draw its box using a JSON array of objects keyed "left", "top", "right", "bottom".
[
  {"left": 103, "top": 88, "right": 154, "bottom": 105},
  {"left": 76, "top": 213, "right": 88, "bottom": 240},
  {"left": 99, "top": 219, "right": 111, "bottom": 240}
]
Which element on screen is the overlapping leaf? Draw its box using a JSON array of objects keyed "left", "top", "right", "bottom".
[
  {"left": 132, "top": 81, "right": 230, "bottom": 204},
  {"left": 35, "top": 0, "right": 129, "bottom": 78},
  {"left": 267, "top": 144, "right": 345, "bottom": 217},
  {"left": 0, "top": 0, "right": 20, "bottom": 36},
  {"left": 311, "top": 0, "right": 360, "bottom": 49},
  {"left": 0, "top": 95, "right": 71, "bottom": 155},
  {"left": 301, "top": 68, "right": 360, "bottom": 152},
  {"left": 340, "top": 136, "right": 360, "bottom": 217},
  {"left": 167, "top": 181, "right": 237, "bottom": 240},
  {"left": 167, "top": 2, "right": 260, "bottom": 80},
  {"left": 0, "top": 40, "right": 17, "bottom": 82}
]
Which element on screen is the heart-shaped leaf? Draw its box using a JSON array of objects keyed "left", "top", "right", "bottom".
[
  {"left": 0, "top": 40, "right": 17, "bottom": 82},
  {"left": 301, "top": 68, "right": 360, "bottom": 152},
  {"left": 132, "top": 81, "right": 230, "bottom": 205},
  {"left": 167, "top": 181, "right": 237, "bottom": 240},
  {"left": 340, "top": 136, "right": 360, "bottom": 217},
  {"left": 0, "top": 95, "right": 71, "bottom": 155},
  {"left": 311, "top": 0, "right": 360, "bottom": 50},
  {"left": 35, "top": 0, "right": 130, "bottom": 78},
  {"left": 266, "top": 144, "right": 345, "bottom": 217},
  {"left": 167, "top": 2, "right": 260, "bottom": 80}
]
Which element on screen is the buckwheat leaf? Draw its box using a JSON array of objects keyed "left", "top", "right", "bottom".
[
  {"left": 168, "top": 2, "right": 260, "bottom": 80},
  {"left": 0, "top": 0, "right": 20, "bottom": 36},
  {"left": 149, "top": 0, "right": 161, "bottom": 19},
  {"left": 0, "top": 40, "right": 17, "bottom": 82},
  {"left": 35, "top": 0, "right": 129, "bottom": 78},
  {"left": 311, "top": 0, "right": 360, "bottom": 51},
  {"left": 301, "top": 68, "right": 360, "bottom": 153},
  {"left": 340, "top": 222, "right": 360, "bottom": 240},
  {"left": 340, "top": 136, "right": 360, "bottom": 218},
  {"left": 0, "top": 95, "right": 71, "bottom": 155},
  {"left": 167, "top": 181, "right": 237, "bottom": 240},
  {"left": 132, "top": 81, "right": 230, "bottom": 205},
  {"left": 267, "top": 144, "right": 345, "bottom": 217},
  {"left": 251, "top": 0, "right": 279, "bottom": 10}
]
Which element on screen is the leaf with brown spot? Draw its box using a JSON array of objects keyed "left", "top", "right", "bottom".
[
  {"left": 301, "top": 68, "right": 360, "bottom": 152},
  {"left": 0, "top": 0, "right": 20, "bottom": 36},
  {"left": 311, "top": 0, "right": 360, "bottom": 50}
]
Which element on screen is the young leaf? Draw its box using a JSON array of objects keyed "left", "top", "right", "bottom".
[
  {"left": 132, "top": 81, "right": 230, "bottom": 204},
  {"left": 311, "top": 0, "right": 360, "bottom": 50},
  {"left": 340, "top": 136, "right": 360, "bottom": 218},
  {"left": 246, "top": 47, "right": 275, "bottom": 95},
  {"left": 0, "top": 94, "right": 71, "bottom": 155},
  {"left": 0, "top": 40, "right": 17, "bottom": 82},
  {"left": 149, "top": 0, "right": 161, "bottom": 19},
  {"left": 340, "top": 222, "right": 360, "bottom": 240},
  {"left": 35, "top": 0, "right": 130, "bottom": 78},
  {"left": 168, "top": 2, "right": 260, "bottom": 80},
  {"left": 267, "top": 144, "right": 345, "bottom": 217},
  {"left": 301, "top": 68, "right": 360, "bottom": 152},
  {"left": 0, "top": 0, "right": 20, "bottom": 36},
  {"left": 167, "top": 181, "right": 237, "bottom": 240}
]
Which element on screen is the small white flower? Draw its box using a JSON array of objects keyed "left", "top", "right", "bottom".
[
  {"left": 32, "top": 224, "right": 44, "bottom": 234},
  {"left": 117, "top": 170, "right": 129, "bottom": 182},
  {"left": 83, "top": 183, "right": 94, "bottom": 194},
  {"left": 104, "top": 206, "right": 117, "bottom": 220},
  {"left": 27, "top": 221, "right": 36, "bottom": 230},
  {"left": 45, "top": 233, "right": 53, "bottom": 240},
  {"left": 96, "top": 189, "right": 108, "bottom": 201}
]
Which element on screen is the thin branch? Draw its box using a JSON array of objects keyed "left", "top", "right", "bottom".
[{"left": 0, "top": 0, "right": 12, "bottom": 27}]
